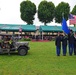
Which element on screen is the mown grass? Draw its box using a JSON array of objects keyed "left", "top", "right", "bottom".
[{"left": 0, "top": 41, "right": 76, "bottom": 75}]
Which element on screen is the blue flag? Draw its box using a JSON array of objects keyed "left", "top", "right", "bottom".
[{"left": 62, "top": 18, "right": 70, "bottom": 34}]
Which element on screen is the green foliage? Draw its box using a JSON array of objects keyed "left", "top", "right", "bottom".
[
  {"left": 20, "top": 1, "right": 36, "bottom": 24},
  {"left": 55, "top": 2, "right": 70, "bottom": 23},
  {"left": 71, "top": 5, "right": 76, "bottom": 15},
  {"left": 38, "top": 1, "right": 55, "bottom": 25},
  {"left": 0, "top": 41, "right": 76, "bottom": 75}
]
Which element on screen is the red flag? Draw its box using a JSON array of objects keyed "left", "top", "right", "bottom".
[{"left": 69, "top": 14, "right": 76, "bottom": 25}]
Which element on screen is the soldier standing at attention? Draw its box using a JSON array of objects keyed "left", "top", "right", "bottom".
[
  {"left": 68, "top": 30, "right": 74, "bottom": 56},
  {"left": 62, "top": 33, "right": 68, "bottom": 56},
  {"left": 55, "top": 32, "right": 62, "bottom": 56},
  {"left": 74, "top": 32, "right": 76, "bottom": 55}
]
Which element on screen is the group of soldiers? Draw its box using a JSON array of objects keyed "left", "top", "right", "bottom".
[{"left": 55, "top": 29, "right": 76, "bottom": 56}]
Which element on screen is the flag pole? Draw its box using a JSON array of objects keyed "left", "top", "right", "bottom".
[
  {"left": 62, "top": 12, "right": 64, "bottom": 33},
  {"left": 68, "top": 13, "right": 70, "bottom": 27},
  {"left": 62, "top": 12, "right": 64, "bottom": 19}
]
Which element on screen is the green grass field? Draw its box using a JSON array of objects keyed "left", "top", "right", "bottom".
[{"left": 0, "top": 41, "right": 76, "bottom": 75}]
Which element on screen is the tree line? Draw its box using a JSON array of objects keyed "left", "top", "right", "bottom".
[{"left": 20, "top": 0, "right": 76, "bottom": 25}]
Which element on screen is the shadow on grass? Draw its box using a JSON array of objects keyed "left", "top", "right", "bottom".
[{"left": 0, "top": 52, "right": 31, "bottom": 56}]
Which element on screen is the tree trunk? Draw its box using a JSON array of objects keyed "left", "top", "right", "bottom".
[{"left": 44, "top": 22, "right": 47, "bottom": 25}]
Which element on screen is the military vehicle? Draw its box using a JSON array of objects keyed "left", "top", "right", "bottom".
[{"left": 0, "top": 33, "right": 30, "bottom": 56}]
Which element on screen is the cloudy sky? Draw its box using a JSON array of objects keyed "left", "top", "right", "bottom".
[{"left": 0, "top": 0, "right": 76, "bottom": 25}]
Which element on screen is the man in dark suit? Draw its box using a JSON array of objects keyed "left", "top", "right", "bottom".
[
  {"left": 68, "top": 29, "right": 74, "bottom": 56},
  {"left": 74, "top": 32, "right": 76, "bottom": 55},
  {"left": 62, "top": 33, "right": 68, "bottom": 56},
  {"left": 55, "top": 32, "right": 62, "bottom": 56}
]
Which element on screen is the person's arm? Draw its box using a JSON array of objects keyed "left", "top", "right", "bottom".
[
  {"left": 67, "top": 33, "right": 70, "bottom": 40},
  {"left": 60, "top": 35, "right": 63, "bottom": 41},
  {"left": 55, "top": 37, "right": 57, "bottom": 46}
]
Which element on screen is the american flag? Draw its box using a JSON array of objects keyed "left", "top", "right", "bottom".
[{"left": 69, "top": 14, "right": 76, "bottom": 25}]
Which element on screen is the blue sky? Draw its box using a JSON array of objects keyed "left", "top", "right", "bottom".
[{"left": 0, "top": 0, "right": 76, "bottom": 25}]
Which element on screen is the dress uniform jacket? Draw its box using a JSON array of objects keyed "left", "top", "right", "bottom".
[
  {"left": 55, "top": 35, "right": 61, "bottom": 47},
  {"left": 62, "top": 35, "right": 67, "bottom": 46}
]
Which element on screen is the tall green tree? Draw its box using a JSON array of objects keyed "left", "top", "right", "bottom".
[
  {"left": 20, "top": 0, "right": 36, "bottom": 24},
  {"left": 55, "top": 2, "right": 70, "bottom": 23},
  {"left": 38, "top": 1, "right": 55, "bottom": 25},
  {"left": 71, "top": 5, "right": 76, "bottom": 15}
]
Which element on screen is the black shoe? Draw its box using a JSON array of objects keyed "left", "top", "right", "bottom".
[
  {"left": 63, "top": 55, "right": 66, "bottom": 56},
  {"left": 57, "top": 55, "right": 60, "bottom": 56},
  {"left": 70, "top": 55, "right": 72, "bottom": 56},
  {"left": 74, "top": 53, "right": 76, "bottom": 55}
]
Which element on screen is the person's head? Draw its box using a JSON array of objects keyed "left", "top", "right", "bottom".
[
  {"left": 4, "top": 35, "right": 8, "bottom": 38},
  {"left": 57, "top": 32, "right": 60, "bottom": 36},
  {"left": 70, "top": 29, "right": 73, "bottom": 34}
]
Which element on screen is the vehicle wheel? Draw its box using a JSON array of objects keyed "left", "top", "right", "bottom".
[{"left": 18, "top": 47, "right": 28, "bottom": 56}]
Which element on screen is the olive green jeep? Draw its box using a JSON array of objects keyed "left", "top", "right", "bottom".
[{"left": 0, "top": 34, "right": 30, "bottom": 56}]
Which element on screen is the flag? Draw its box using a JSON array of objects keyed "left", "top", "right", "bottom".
[
  {"left": 69, "top": 14, "right": 76, "bottom": 25},
  {"left": 62, "top": 18, "right": 70, "bottom": 34}
]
